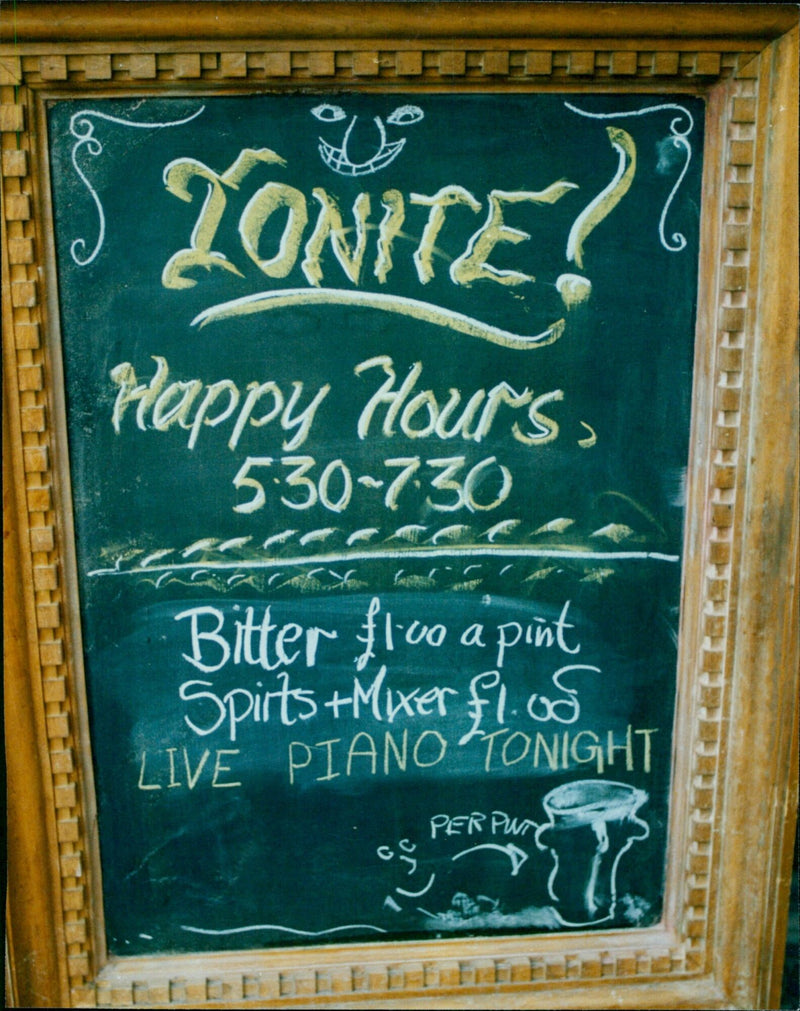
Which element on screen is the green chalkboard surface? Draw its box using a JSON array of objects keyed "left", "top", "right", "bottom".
[{"left": 48, "top": 92, "right": 703, "bottom": 955}]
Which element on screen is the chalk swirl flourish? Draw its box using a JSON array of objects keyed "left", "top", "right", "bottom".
[
  {"left": 68, "top": 105, "right": 205, "bottom": 266},
  {"left": 564, "top": 101, "right": 694, "bottom": 253}
]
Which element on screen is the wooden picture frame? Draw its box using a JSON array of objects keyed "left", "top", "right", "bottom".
[{"left": 3, "top": 4, "right": 797, "bottom": 1008}]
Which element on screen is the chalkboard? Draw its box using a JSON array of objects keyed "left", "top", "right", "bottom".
[{"left": 47, "top": 92, "right": 703, "bottom": 956}]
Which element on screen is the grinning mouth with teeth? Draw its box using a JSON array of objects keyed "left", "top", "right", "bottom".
[{"left": 312, "top": 103, "right": 424, "bottom": 176}]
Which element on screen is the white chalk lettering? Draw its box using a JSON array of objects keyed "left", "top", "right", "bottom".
[
  {"left": 175, "top": 605, "right": 337, "bottom": 674},
  {"left": 110, "top": 357, "right": 329, "bottom": 452}
]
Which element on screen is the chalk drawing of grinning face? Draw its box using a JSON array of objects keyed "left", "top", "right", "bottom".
[{"left": 311, "top": 103, "right": 424, "bottom": 176}]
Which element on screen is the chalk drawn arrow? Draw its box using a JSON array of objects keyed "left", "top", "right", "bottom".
[{"left": 451, "top": 843, "right": 529, "bottom": 876}]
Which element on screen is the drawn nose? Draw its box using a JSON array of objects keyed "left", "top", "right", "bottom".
[{"left": 341, "top": 115, "right": 386, "bottom": 162}]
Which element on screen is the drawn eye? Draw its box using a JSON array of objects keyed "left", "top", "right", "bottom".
[
  {"left": 312, "top": 103, "right": 346, "bottom": 123},
  {"left": 387, "top": 105, "right": 424, "bottom": 126}
]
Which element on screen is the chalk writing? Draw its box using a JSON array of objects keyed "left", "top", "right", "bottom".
[
  {"left": 535, "top": 779, "right": 650, "bottom": 925},
  {"left": 48, "top": 91, "right": 702, "bottom": 952},
  {"left": 376, "top": 779, "right": 651, "bottom": 928},
  {"left": 154, "top": 109, "right": 652, "bottom": 350},
  {"left": 138, "top": 747, "right": 242, "bottom": 790},
  {"left": 313, "top": 102, "right": 424, "bottom": 176},
  {"left": 69, "top": 105, "right": 205, "bottom": 265},
  {"left": 110, "top": 357, "right": 329, "bottom": 452},
  {"left": 175, "top": 604, "right": 338, "bottom": 673},
  {"left": 564, "top": 101, "right": 695, "bottom": 253},
  {"left": 355, "top": 356, "right": 562, "bottom": 445},
  {"left": 173, "top": 162, "right": 569, "bottom": 290}
]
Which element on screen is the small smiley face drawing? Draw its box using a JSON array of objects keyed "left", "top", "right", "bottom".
[{"left": 311, "top": 103, "right": 424, "bottom": 176}]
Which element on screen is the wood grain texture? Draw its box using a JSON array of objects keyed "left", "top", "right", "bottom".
[
  {"left": 2, "top": 4, "right": 797, "bottom": 1007},
  {"left": 2, "top": 89, "right": 70, "bottom": 1008},
  {"left": 1, "top": 2, "right": 797, "bottom": 44}
]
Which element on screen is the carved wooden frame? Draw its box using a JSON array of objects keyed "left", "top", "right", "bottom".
[{"left": 3, "top": 4, "right": 797, "bottom": 1008}]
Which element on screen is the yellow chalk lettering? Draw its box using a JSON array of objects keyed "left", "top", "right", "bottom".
[
  {"left": 110, "top": 356, "right": 169, "bottom": 433},
  {"left": 355, "top": 356, "right": 423, "bottom": 439},
  {"left": 303, "top": 189, "right": 371, "bottom": 286},
  {"left": 167, "top": 747, "right": 182, "bottom": 788},
  {"left": 607, "top": 724, "right": 634, "bottom": 771},
  {"left": 501, "top": 730, "right": 531, "bottom": 766},
  {"left": 289, "top": 741, "right": 312, "bottom": 784},
  {"left": 151, "top": 379, "right": 203, "bottom": 431},
  {"left": 137, "top": 751, "right": 161, "bottom": 790},
  {"left": 635, "top": 727, "right": 658, "bottom": 772},
  {"left": 187, "top": 380, "right": 240, "bottom": 450},
  {"left": 183, "top": 747, "right": 211, "bottom": 789},
  {"left": 412, "top": 730, "right": 448, "bottom": 768},
  {"left": 399, "top": 390, "right": 439, "bottom": 439},
  {"left": 567, "top": 127, "right": 636, "bottom": 270},
  {"left": 315, "top": 738, "right": 341, "bottom": 781},
  {"left": 384, "top": 729, "right": 408, "bottom": 773},
  {"left": 512, "top": 389, "right": 564, "bottom": 446},
  {"left": 347, "top": 731, "right": 378, "bottom": 776},
  {"left": 240, "top": 181, "right": 308, "bottom": 279},
  {"left": 162, "top": 149, "right": 284, "bottom": 288},
  {"left": 410, "top": 185, "right": 481, "bottom": 284},
  {"left": 533, "top": 732, "right": 559, "bottom": 770},
  {"left": 480, "top": 728, "right": 509, "bottom": 772},
  {"left": 570, "top": 730, "right": 604, "bottom": 774},
  {"left": 211, "top": 749, "right": 242, "bottom": 788},
  {"left": 451, "top": 183, "right": 577, "bottom": 287},
  {"left": 227, "top": 381, "right": 283, "bottom": 450},
  {"left": 374, "top": 189, "right": 405, "bottom": 283}
]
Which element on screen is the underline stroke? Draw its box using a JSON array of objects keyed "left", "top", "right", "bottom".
[
  {"left": 192, "top": 288, "right": 565, "bottom": 351},
  {"left": 180, "top": 922, "right": 387, "bottom": 937},
  {"left": 88, "top": 545, "right": 680, "bottom": 578}
]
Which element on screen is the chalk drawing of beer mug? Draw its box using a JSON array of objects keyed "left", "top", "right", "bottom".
[{"left": 534, "top": 779, "right": 649, "bottom": 927}]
